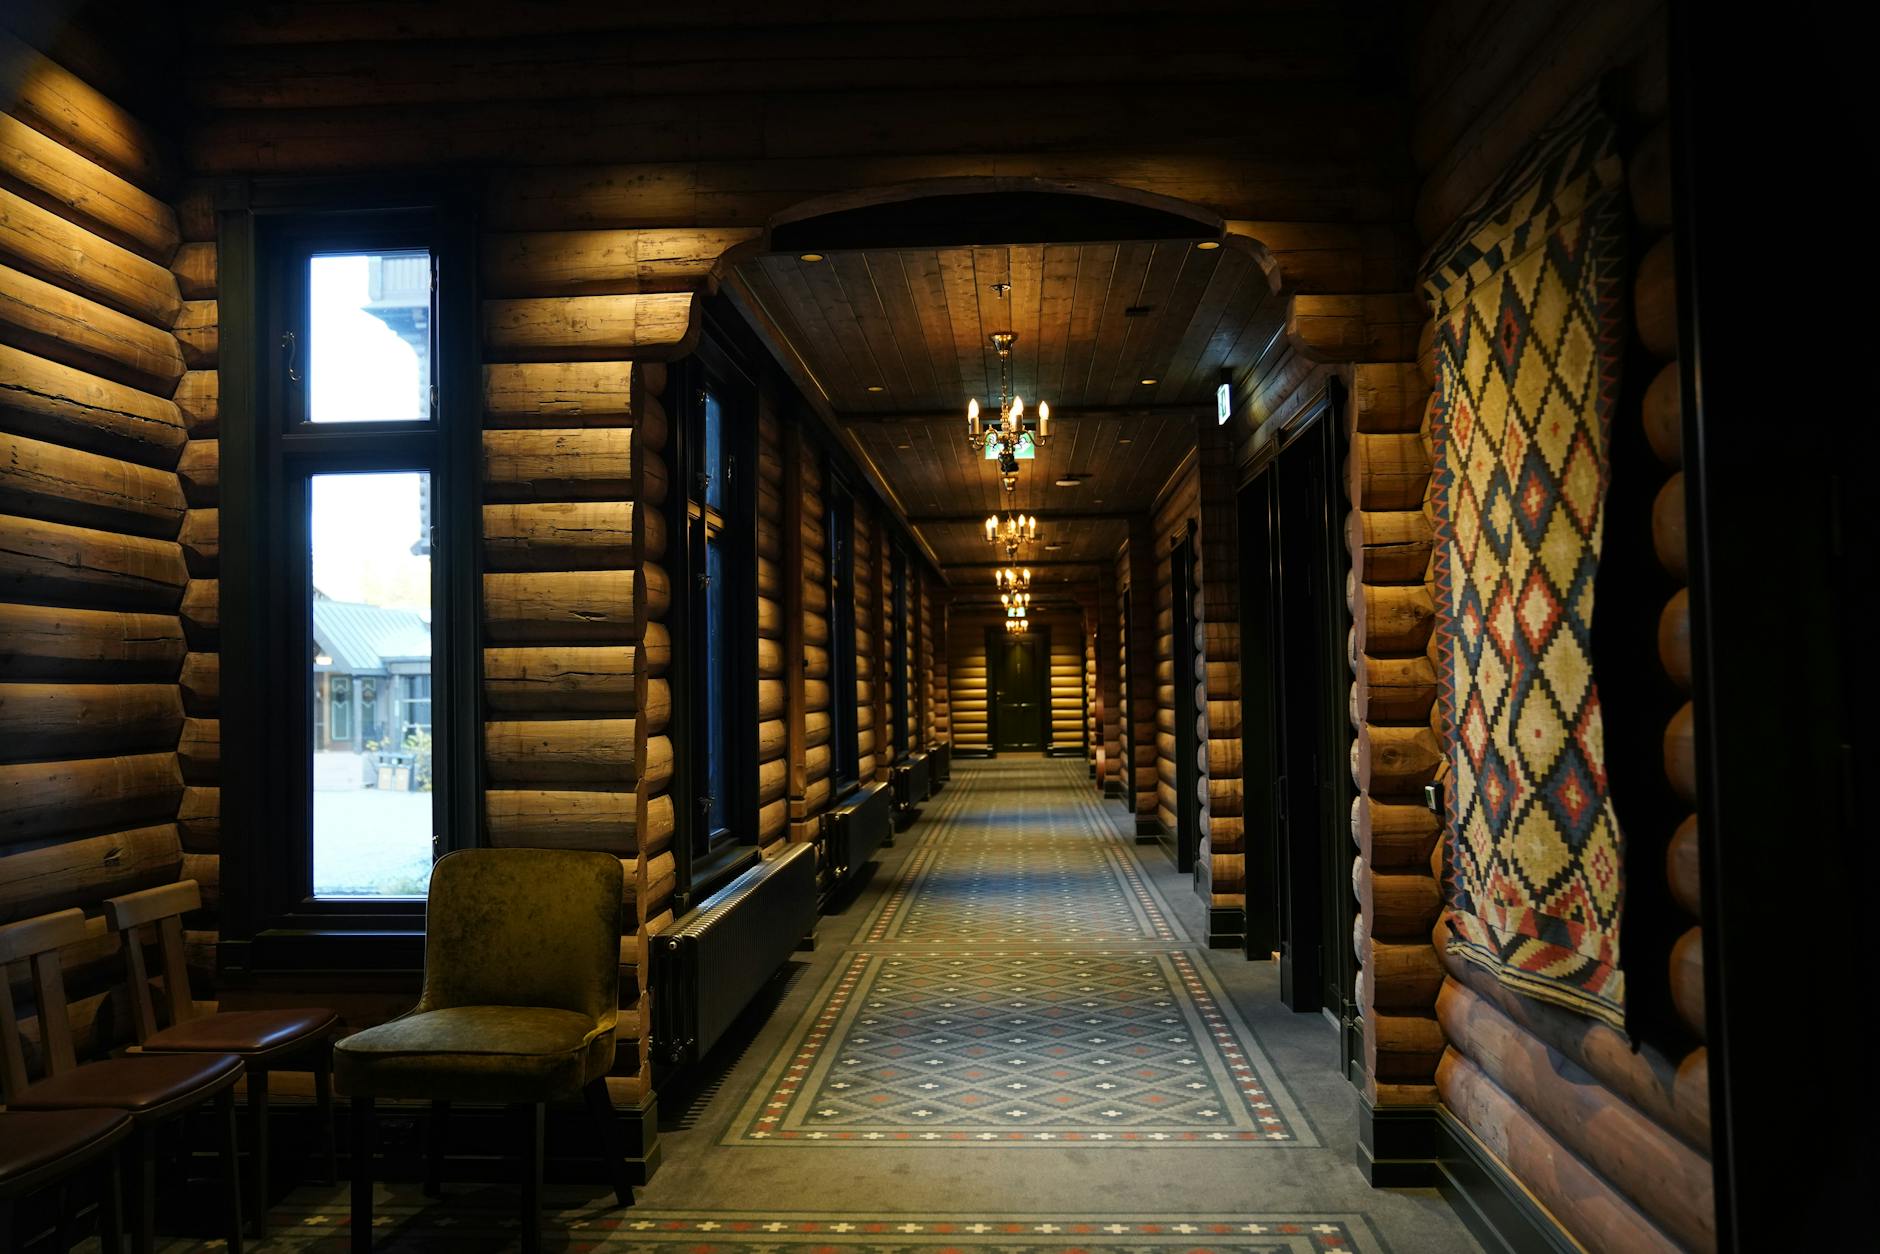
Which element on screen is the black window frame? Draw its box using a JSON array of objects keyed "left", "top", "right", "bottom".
[
  {"left": 217, "top": 179, "right": 482, "bottom": 974},
  {"left": 672, "top": 324, "right": 759, "bottom": 900}
]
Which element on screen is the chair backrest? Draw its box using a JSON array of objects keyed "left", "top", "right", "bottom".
[
  {"left": 416, "top": 849, "right": 622, "bottom": 1031},
  {"left": 102, "top": 879, "right": 202, "bottom": 1044},
  {"left": 0, "top": 908, "right": 89, "bottom": 1101}
]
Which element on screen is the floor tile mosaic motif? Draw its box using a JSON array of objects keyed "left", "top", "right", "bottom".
[{"left": 729, "top": 948, "right": 1309, "bottom": 1144}]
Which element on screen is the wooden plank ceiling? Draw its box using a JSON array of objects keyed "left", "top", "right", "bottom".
[{"left": 733, "top": 239, "right": 1279, "bottom": 582}]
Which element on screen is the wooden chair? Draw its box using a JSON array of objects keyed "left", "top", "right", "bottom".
[
  {"left": 0, "top": 1110, "right": 129, "bottom": 1254},
  {"left": 334, "top": 848, "right": 635, "bottom": 1254},
  {"left": 104, "top": 879, "right": 341, "bottom": 1239},
  {"left": 0, "top": 909, "right": 244, "bottom": 1254}
]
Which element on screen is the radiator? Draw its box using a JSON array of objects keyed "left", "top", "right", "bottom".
[
  {"left": 824, "top": 779, "right": 892, "bottom": 884},
  {"left": 928, "top": 741, "right": 951, "bottom": 790},
  {"left": 651, "top": 842, "right": 818, "bottom": 1066},
  {"left": 893, "top": 752, "right": 930, "bottom": 814}
]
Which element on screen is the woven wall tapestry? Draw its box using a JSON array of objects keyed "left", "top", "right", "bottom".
[{"left": 1423, "top": 93, "right": 1628, "bottom": 1028}]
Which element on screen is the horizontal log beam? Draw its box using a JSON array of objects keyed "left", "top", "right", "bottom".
[
  {"left": 0, "top": 602, "right": 183, "bottom": 680},
  {"left": 0, "top": 188, "right": 182, "bottom": 328},
  {"left": 0, "top": 512, "right": 186, "bottom": 609},
  {"left": 0, "top": 115, "right": 179, "bottom": 261},
  {"left": 0, "top": 263, "right": 185, "bottom": 391},
  {"left": 0, "top": 343, "right": 186, "bottom": 467}
]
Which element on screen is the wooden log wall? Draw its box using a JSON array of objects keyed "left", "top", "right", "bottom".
[
  {"left": 482, "top": 348, "right": 673, "bottom": 1104},
  {"left": 930, "top": 596, "right": 950, "bottom": 749},
  {"left": 1082, "top": 604, "right": 1098, "bottom": 776},
  {"left": 1048, "top": 623, "right": 1083, "bottom": 754},
  {"left": 917, "top": 572, "right": 937, "bottom": 750},
  {"left": 874, "top": 520, "right": 894, "bottom": 777},
  {"left": 1344, "top": 351, "right": 1442, "bottom": 1106},
  {"left": 851, "top": 502, "right": 877, "bottom": 781},
  {"left": 946, "top": 615, "right": 989, "bottom": 756},
  {"left": 1406, "top": 6, "right": 1710, "bottom": 1249},
  {"left": 1094, "top": 565, "right": 1121, "bottom": 795},
  {"left": 788, "top": 438, "right": 833, "bottom": 878},
  {"left": 754, "top": 389, "right": 788, "bottom": 858},
  {"left": 0, "top": 31, "right": 196, "bottom": 1067},
  {"left": 1150, "top": 459, "right": 1206, "bottom": 860},
  {"left": 1196, "top": 430, "right": 1244, "bottom": 916},
  {"left": 1119, "top": 529, "right": 1159, "bottom": 825}
]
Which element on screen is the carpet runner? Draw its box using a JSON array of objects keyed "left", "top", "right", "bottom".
[{"left": 730, "top": 761, "right": 1308, "bottom": 1147}]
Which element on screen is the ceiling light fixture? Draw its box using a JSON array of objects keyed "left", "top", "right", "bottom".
[
  {"left": 866, "top": 384, "right": 885, "bottom": 393},
  {"left": 799, "top": 252, "right": 825, "bottom": 262},
  {"left": 994, "top": 566, "right": 1032, "bottom": 591},
  {"left": 965, "top": 304, "right": 1052, "bottom": 493},
  {"left": 1195, "top": 240, "right": 1221, "bottom": 250},
  {"left": 985, "top": 511, "right": 1038, "bottom": 560},
  {"left": 1053, "top": 477, "right": 1081, "bottom": 488},
  {"left": 1138, "top": 377, "right": 1158, "bottom": 386}
]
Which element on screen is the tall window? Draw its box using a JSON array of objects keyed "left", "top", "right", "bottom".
[
  {"left": 690, "top": 380, "right": 733, "bottom": 854},
  {"left": 828, "top": 483, "right": 859, "bottom": 788},
  {"left": 229, "top": 198, "right": 476, "bottom": 934}
]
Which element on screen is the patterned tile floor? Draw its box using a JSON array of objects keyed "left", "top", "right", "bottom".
[{"left": 161, "top": 758, "right": 1475, "bottom": 1252}]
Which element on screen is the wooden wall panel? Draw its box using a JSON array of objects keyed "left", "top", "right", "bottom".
[
  {"left": 1047, "top": 619, "right": 1084, "bottom": 755},
  {"left": 0, "top": 33, "right": 197, "bottom": 1060},
  {"left": 947, "top": 617, "right": 988, "bottom": 755},
  {"left": 851, "top": 501, "right": 877, "bottom": 781},
  {"left": 754, "top": 391, "right": 788, "bottom": 857},
  {"left": 479, "top": 225, "right": 675, "bottom": 1105},
  {"left": 789, "top": 438, "right": 832, "bottom": 852}
]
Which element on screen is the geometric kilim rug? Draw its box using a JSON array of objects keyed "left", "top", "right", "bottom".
[{"left": 1422, "top": 90, "right": 1630, "bottom": 1028}]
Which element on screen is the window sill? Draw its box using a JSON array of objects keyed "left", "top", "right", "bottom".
[
  {"left": 221, "top": 927, "right": 426, "bottom": 978},
  {"left": 688, "top": 845, "right": 762, "bottom": 908}
]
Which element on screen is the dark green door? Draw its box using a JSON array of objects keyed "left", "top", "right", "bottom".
[{"left": 993, "top": 631, "right": 1045, "bottom": 751}]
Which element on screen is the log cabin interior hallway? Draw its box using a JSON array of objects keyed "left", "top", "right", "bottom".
[{"left": 187, "top": 760, "right": 1478, "bottom": 1251}]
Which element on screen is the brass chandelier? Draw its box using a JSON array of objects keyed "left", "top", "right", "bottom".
[
  {"left": 1005, "top": 617, "right": 1029, "bottom": 634},
  {"left": 994, "top": 565, "right": 1032, "bottom": 591},
  {"left": 965, "top": 330, "right": 1052, "bottom": 492},
  {"left": 1001, "top": 588, "right": 1032, "bottom": 615},
  {"left": 985, "top": 511, "right": 1037, "bottom": 559}
]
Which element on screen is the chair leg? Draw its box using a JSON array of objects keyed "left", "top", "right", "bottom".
[
  {"left": 98, "top": 1153, "right": 125, "bottom": 1254},
  {"left": 518, "top": 1103, "right": 544, "bottom": 1254},
  {"left": 350, "top": 1098, "right": 375, "bottom": 1254},
  {"left": 128, "top": 1123, "right": 157, "bottom": 1254},
  {"left": 424, "top": 1100, "right": 450, "bottom": 1198},
  {"left": 215, "top": 1085, "right": 245, "bottom": 1254},
  {"left": 248, "top": 1066, "right": 270, "bottom": 1238},
  {"left": 314, "top": 1041, "right": 339, "bottom": 1186},
  {"left": 582, "top": 1076, "right": 634, "bottom": 1208}
]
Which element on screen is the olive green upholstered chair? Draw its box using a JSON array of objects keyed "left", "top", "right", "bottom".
[{"left": 334, "top": 848, "right": 634, "bottom": 1253}]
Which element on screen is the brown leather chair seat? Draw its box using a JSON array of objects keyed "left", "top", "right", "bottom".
[
  {"left": 11, "top": 1052, "right": 243, "bottom": 1120},
  {"left": 335, "top": 1005, "right": 611, "bottom": 1105},
  {"left": 143, "top": 1007, "right": 339, "bottom": 1060},
  {"left": 0, "top": 1109, "right": 131, "bottom": 1186}
]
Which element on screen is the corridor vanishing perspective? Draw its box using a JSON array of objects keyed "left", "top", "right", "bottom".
[{"left": 242, "top": 761, "right": 1477, "bottom": 1251}]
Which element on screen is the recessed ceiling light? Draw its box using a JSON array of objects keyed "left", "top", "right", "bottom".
[
  {"left": 1118, "top": 437, "right": 1133, "bottom": 444},
  {"left": 1195, "top": 240, "right": 1221, "bottom": 250},
  {"left": 799, "top": 252, "right": 825, "bottom": 262},
  {"left": 866, "top": 384, "right": 885, "bottom": 393},
  {"left": 1139, "top": 377, "right": 1158, "bottom": 386},
  {"left": 1044, "top": 542, "right": 1064, "bottom": 551},
  {"left": 1054, "top": 477, "right": 1080, "bottom": 487},
  {"left": 896, "top": 442, "right": 911, "bottom": 449}
]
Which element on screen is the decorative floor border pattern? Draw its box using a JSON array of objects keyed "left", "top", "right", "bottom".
[{"left": 249, "top": 1200, "right": 1383, "bottom": 1253}]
